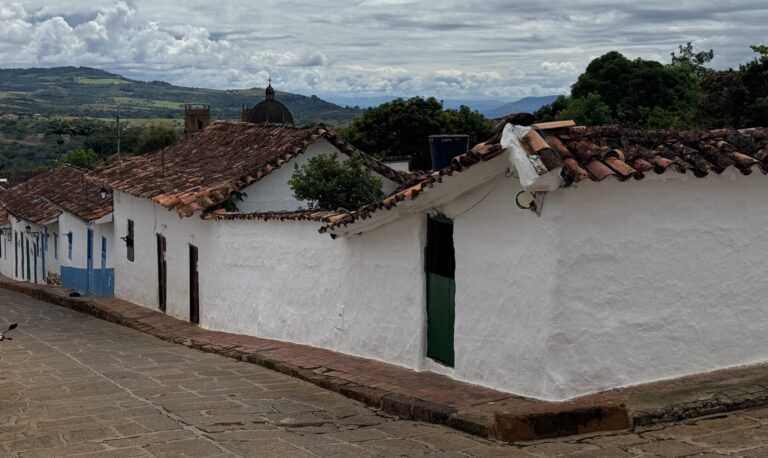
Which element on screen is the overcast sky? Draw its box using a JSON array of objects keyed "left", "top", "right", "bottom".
[{"left": 1, "top": 1, "right": 766, "bottom": 101}]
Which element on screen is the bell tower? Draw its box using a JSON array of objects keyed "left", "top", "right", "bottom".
[{"left": 184, "top": 105, "right": 211, "bottom": 135}]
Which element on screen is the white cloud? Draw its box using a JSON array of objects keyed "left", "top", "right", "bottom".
[
  {"left": 540, "top": 61, "right": 579, "bottom": 76},
  {"left": 0, "top": 0, "right": 766, "bottom": 100}
]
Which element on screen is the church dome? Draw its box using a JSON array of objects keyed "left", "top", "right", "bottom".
[{"left": 247, "top": 82, "right": 294, "bottom": 125}]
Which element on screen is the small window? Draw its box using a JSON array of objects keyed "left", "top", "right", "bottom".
[
  {"left": 67, "top": 232, "right": 73, "bottom": 261},
  {"left": 53, "top": 232, "right": 58, "bottom": 260},
  {"left": 101, "top": 236, "right": 107, "bottom": 268},
  {"left": 126, "top": 219, "right": 135, "bottom": 262}
]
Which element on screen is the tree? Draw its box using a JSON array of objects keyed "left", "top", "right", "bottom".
[
  {"left": 339, "top": 97, "right": 493, "bottom": 170},
  {"left": 696, "top": 44, "right": 768, "bottom": 128},
  {"left": 533, "top": 95, "right": 570, "bottom": 123},
  {"left": 288, "top": 153, "right": 384, "bottom": 211},
  {"left": 555, "top": 93, "right": 613, "bottom": 126},
  {"left": 535, "top": 50, "right": 698, "bottom": 128},
  {"left": 59, "top": 147, "right": 101, "bottom": 170},
  {"left": 69, "top": 119, "right": 100, "bottom": 143},
  {"left": 136, "top": 122, "right": 181, "bottom": 155},
  {"left": 46, "top": 119, "right": 70, "bottom": 146},
  {"left": 571, "top": 51, "right": 697, "bottom": 126},
  {"left": 671, "top": 42, "right": 715, "bottom": 78}
]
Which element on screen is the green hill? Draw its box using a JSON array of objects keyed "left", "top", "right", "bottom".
[
  {"left": 0, "top": 66, "right": 360, "bottom": 124},
  {"left": 0, "top": 66, "right": 362, "bottom": 169}
]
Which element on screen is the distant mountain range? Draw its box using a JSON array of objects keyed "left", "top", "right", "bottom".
[
  {"left": 482, "top": 95, "right": 561, "bottom": 119},
  {"left": 323, "top": 94, "right": 562, "bottom": 119},
  {"left": 0, "top": 66, "right": 361, "bottom": 125}
]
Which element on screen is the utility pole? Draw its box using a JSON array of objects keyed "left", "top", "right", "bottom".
[{"left": 116, "top": 101, "right": 121, "bottom": 161}]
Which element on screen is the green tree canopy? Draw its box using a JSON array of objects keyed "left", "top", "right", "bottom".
[
  {"left": 59, "top": 147, "right": 101, "bottom": 170},
  {"left": 555, "top": 93, "right": 613, "bottom": 126},
  {"left": 339, "top": 97, "right": 493, "bottom": 170},
  {"left": 136, "top": 122, "right": 181, "bottom": 155},
  {"left": 697, "top": 44, "right": 768, "bottom": 128},
  {"left": 288, "top": 153, "right": 384, "bottom": 211},
  {"left": 570, "top": 51, "right": 697, "bottom": 126},
  {"left": 671, "top": 42, "right": 715, "bottom": 78}
]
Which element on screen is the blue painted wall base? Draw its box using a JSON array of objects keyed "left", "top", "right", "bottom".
[{"left": 61, "top": 266, "right": 115, "bottom": 296}]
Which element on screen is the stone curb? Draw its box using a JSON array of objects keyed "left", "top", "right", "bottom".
[{"left": 10, "top": 279, "right": 767, "bottom": 442}]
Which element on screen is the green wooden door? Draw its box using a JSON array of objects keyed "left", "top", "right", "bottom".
[{"left": 425, "top": 214, "right": 455, "bottom": 366}]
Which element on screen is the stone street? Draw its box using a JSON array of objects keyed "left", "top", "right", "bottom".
[{"left": 2, "top": 289, "right": 768, "bottom": 457}]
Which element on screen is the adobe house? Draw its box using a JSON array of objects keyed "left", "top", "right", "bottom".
[
  {"left": 89, "top": 108, "right": 768, "bottom": 402},
  {"left": 0, "top": 165, "right": 114, "bottom": 294},
  {"left": 89, "top": 121, "right": 409, "bottom": 325},
  {"left": 312, "top": 119, "right": 768, "bottom": 400}
]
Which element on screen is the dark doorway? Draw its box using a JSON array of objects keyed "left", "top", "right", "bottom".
[
  {"left": 25, "top": 237, "right": 30, "bottom": 281},
  {"left": 189, "top": 244, "right": 199, "bottom": 324},
  {"left": 33, "top": 239, "right": 37, "bottom": 284},
  {"left": 424, "top": 214, "right": 456, "bottom": 367},
  {"left": 156, "top": 234, "right": 167, "bottom": 312}
]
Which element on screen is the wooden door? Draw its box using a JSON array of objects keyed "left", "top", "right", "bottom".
[
  {"left": 189, "top": 244, "right": 199, "bottom": 324},
  {"left": 424, "top": 214, "right": 456, "bottom": 367},
  {"left": 156, "top": 234, "right": 167, "bottom": 312}
]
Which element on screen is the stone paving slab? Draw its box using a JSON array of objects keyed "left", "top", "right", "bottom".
[
  {"left": 4, "top": 276, "right": 768, "bottom": 442},
  {"left": 8, "top": 288, "right": 768, "bottom": 456}
]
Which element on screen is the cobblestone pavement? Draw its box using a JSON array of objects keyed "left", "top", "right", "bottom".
[{"left": 3, "top": 290, "right": 768, "bottom": 457}]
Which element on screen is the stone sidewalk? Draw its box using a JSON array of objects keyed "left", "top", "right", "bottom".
[{"left": 3, "top": 276, "right": 768, "bottom": 442}]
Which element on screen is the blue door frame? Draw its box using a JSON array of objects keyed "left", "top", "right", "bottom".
[{"left": 87, "top": 229, "right": 94, "bottom": 295}]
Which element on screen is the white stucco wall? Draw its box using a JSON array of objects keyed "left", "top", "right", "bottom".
[
  {"left": 0, "top": 224, "right": 15, "bottom": 279},
  {"left": 3, "top": 216, "right": 53, "bottom": 284},
  {"left": 42, "top": 222, "right": 60, "bottom": 281},
  {"left": 443, "top": 169, "right": 768, "bottom": 401},
  {"left": 203, "top": 214, "right": 427, "bottom": 369},
  {"left": 112, "top": 187, "right": 426, "bottom": 370},
  {"left": 108, "top": 161, "right": 768, "bottom": 402},
  {"left": 57, "top": 212, "right": 114, "bottom": 271},
  {"left": 237, "top": 139, "right": 400, "bottom": 213},
  {"left": 112, "top": 190, "right": 211, "bottom": 320}
]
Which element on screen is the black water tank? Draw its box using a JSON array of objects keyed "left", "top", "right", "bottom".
[{"left": 429, "top": 135, "right": 470, "bottom": 170}]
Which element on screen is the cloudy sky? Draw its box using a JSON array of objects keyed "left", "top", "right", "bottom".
[{"left": 1, "top": 1, "right": 766, "bottom": 102}]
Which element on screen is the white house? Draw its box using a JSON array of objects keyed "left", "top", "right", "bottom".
[
  {"left": 0, "top": 165, "right": 114, "bottom": 294},
  {"left": 89, "top": 121, "right": 409, "bottom": 323},
  {"left": 90, "top": 116, "right": 768, "bottom": 403},
  {"left": 313, "top": 120, "right": 768, "bottom": 401}
]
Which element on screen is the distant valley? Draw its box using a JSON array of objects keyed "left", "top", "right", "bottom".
[{"left": 0, "top": 66, "right": 560, "bottom": 169}]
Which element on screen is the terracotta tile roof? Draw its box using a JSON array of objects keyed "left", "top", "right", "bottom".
[
  {"left": 318, "top": 140, "right": 505, "bottom": 233},
  {"left": 206, "top": 209, "right": 337, "bottom": 223},
  {"left": 0, "top": 165, "right": 112, "bottom": 224},
  {"left": 319, "top": 121, "right": 768, "bottom": 234},
  {"left": 89, "top": 121, "right": 413, "bottom": 218},
  {"left": 0, "top": 208, "right": 9, "bottom": 227},
  {"left": 0, "top": 170, "right": 45, "bottom": 189},
  {"left": 521, "top": 123, "right": 768, "bottom": 184}
]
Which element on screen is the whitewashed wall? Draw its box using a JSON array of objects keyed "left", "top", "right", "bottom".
[
  {"left": 439, "top": 170, "right": 768, "bottom": 401},
  {"left": 4, "top": 216, "right": 52, "bottom": 284},
  {"left": 237, "top": 139, "right": 400, "bottom": 213},
  {"left": 42, "top": 222, "right": 60, "bottom": 282},
  {"left": 0, "top": 223, "right": 15, "bottom": 279},
  {"left": 203, "top": 214, "right": 427, "bottom": 369},
  {"left": 112, "top": 190, "right": 211, "bottom": 320},
  {"left": 57, "top": 212, "right": 114, "bottom": 271},
  {"left": 108, "top": 156, "right": 768, "bottom": 402}
]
